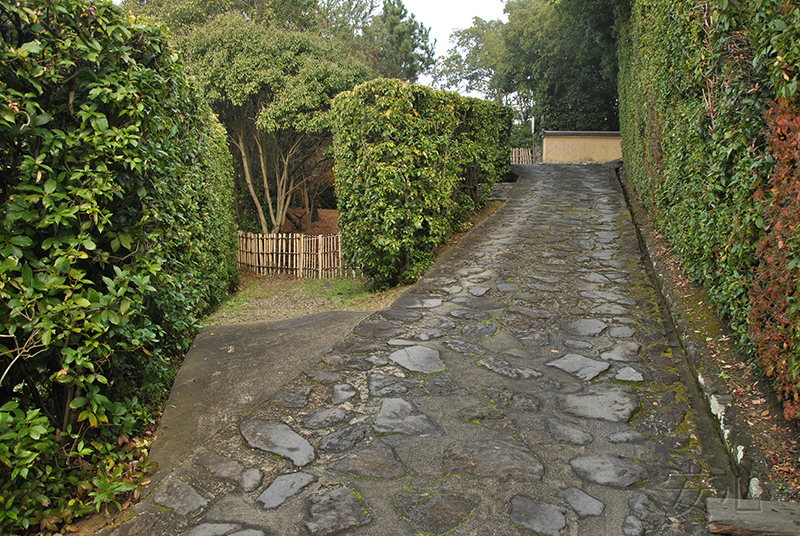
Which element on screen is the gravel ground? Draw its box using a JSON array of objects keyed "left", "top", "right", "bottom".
[{"left": 204, "top": 275, "right": 410, "bottom": 326}]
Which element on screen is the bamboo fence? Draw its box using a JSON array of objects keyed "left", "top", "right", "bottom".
[
  {"left": 237, "top": 231, "right": 345, "bottom": 278},
  {"left": 511, "top": 147, "right": 534, "bottom": 165}
]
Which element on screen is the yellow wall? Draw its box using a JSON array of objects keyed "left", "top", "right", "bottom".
[{"left": 542, "top": 132, "right": 622, "bottom": 163}]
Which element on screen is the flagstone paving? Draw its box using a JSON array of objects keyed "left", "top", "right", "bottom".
[{"left": 104, "top": 164, "right": 733, "bottom": 536}]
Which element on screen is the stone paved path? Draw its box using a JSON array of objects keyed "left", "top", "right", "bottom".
[{"left": 105, "top": 164, "right": 733, "bottom": 536}]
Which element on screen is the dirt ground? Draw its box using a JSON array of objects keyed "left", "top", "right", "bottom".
[{"left": 280, "top": 208, "right": 339, "bottom": 235}]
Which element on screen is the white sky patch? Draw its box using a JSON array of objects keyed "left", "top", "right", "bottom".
[
  {"left": 402, "top": 0, "right": 508, "bottom": 58},
  {"left": 401, "top": 0, "right": 507, "bottom": 90}
]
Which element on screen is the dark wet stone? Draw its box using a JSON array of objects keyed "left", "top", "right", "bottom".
[
  {"left": 497, "top": 281, "right": 518, "bottom": 292},
  {"left": 305, "top": 369, "right": 340, "bottom": 385},
  {"left": 108, "top": 515, "right": 155, "bottom": 536},
  {"left": 388, "top": 345, "right": 446, "bottom": 373},
  {"left": 421, "top": 276, "right": 459, "bottom": 286},
  {"left": 509, "top": 496, "right": 567, "bottom": 536},
  {"left": 450, "top": 296, "right": 505, "bottom": 310},
  {"left": 379, "top": 309, "right": 423, "bottom": 323},
  {"left": 582, "top": 273, "right": 611, "bottom": 284},
  {"left": 601, "top": 342, "right": 641, "bottom": 362},
  {"left": 373, "top": 398, "right": 440, "bottom": 436},
  {"left": 580, "top": 290, "right": 634, "bottom": 304},
  {"left": 622, "top": 514, "right": 645, "bottom": 536},
  {"left": 368, "top": 373, "right": 415, "bottom": 397},
  {"left": 563, "top": 319, "right": 607, "bottom": 337},
  {"left": 195, "top": 451, "right": 261, "bottom": 492},
  {"left": 329, "top": 441, "right": 405, "bottom": 479},
  {"left": 521, "top": 331, "right": 549, "bottom": 346},
  {"left": 596, "top": 231, "right": 620, "bottom": 242},
  {"left": 182, "top": 524, "right": 244, "bottom": 536},
  {"left": 592, "top": 250, "right": 618, "bottom": 261},
  {"left": 332, "top": 384, "right": 357, "bottom": 404},
  {"left": 305, "top": 487, "right": 372, "bottom": 536},
  {"left": 547, "top": 354, "right": 610, "bottom": 381},
  {"left": 445, "top": 441, "right": 544, "bottom": 481},
  {"left": 258, "top": 472, "right": 317, "bottom": 510},
  {"left": 559, "top": 384, "right": 639, "bottom": 422},
  {"left": 445, "top": 339, "right": 488, "bottom": 356},
  {"left": 616, "top": 367, "right": 644, "bottom": 382},
  {"left": 527, "top": 282, "right": 560, "bottom": 292},
  {"left": 570, "top": 454, "right": 648, "bottom": 487},
  {"left": 557, "top": 487, "right": 605, "bottom": 518},
  {"left": 462, "top": 322, "right": 498, "bottom": 339},
  {"left": 303, "top": 408, "right": 351, "bottom": 430},
  {"left": 153, "top": 480, "right": 207, "bottom": 516},
  {"left": 450, "top": 309, "right": 493, "bottom": 321},
  {"left": 659, "top": 407, "right": 687, "bottom": 423},
  {"left": 564, "top": 339, "right": 593, "bottom": 350},
  {"left": 345, "top": 358, "right": 373, "bottom": 371},
  {"left": 240, "top": 420, "right": 316, "bottom": 466},
  {"left": 607, "top": 430, "right": 646, "bottom": 444},
  {"left": 401, "top": 494, "right": 477, "bottom": 536},
  {"left": 530, "top": 274, "right": 562, "bottom": 284},
  {"left": 272, "top": 387, "right": 312, "bottom": 408},
  {"left": 323, "top": 354, "right": 348, "bottom": 369},
  {"left": 426, "top": 375, "right": 462, "bottom": 396},
  {"left": 510, "top": 306, "right": 554, "bottom": 319},
  {"left": 468, "top": 286, "right": 489, "bottom": 296},
  {"left": 334, "top": 340, "right": 384, "bottom": 354},
  {"left": 610, "top": 326, "right": 637, "bottom": 338},
  {"left": 414, "top": 329, "right": 445, "bottom": 341},
  {"left": 319, "top": 425, "right": 368, "bottom": 453},
  {"left": 366, "top": 354, "right": 390, "bottom": 366},
  {"left": 354, "top": 322, "right": 407, "bottom": 339},
  {"left": 648, "top": 353, "right": 674, "bottom": 368},
  {"left": 394, "top": 296, "right": 443, "bottom": 309},
  {"left": 658, "top": 371, "right": 681, "bottom": 385},
  {"left": 478, "top": 356, "right": 542, "bottom": 379},
  {"left": 503, "top": 348, "right": 532, "bottom": 358},
  {"left": 591, "top": 304, "right": 630, "bottom": 315},
  {"left": 548, "top": 418, "right": 593, "bottom": 445}
]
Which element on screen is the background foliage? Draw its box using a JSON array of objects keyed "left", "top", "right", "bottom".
[
  {"left": 180, "top": 14, "right": 372, "bottom": 235},
  {"left": 434, "top": 0, "right": 621, "bottom": 133},
  {"left": 618, "top": 0, "right": 800, "bottom": 418},
  {"left": 332, "top": 79, "right": 511, "bottom": 285},
  {"left": 0, "top": 0, "right": 237, "bottom": 532}
]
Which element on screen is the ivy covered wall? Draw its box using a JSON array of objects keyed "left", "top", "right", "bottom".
[{"left": 618, "top": 0, "right": 800, "bottom": 417}]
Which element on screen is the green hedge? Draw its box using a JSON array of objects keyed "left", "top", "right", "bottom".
[
  {"left": 618, "top": 0, "right": 800, "bottom": 418},
  {"left": 332, "top": 79, "right": 511, "bottom": 285},
  {"left": 0, "top": 0, "right": 237, "bottom": 531}
]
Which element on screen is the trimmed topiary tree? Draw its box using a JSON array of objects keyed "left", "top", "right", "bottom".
[{"left": 332, "top": 79, "right": 511, "bottom": 286}]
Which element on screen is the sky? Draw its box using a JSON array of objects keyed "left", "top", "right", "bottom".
[{"left": 402, "top": 0, "right": 508, "bottom": 58}]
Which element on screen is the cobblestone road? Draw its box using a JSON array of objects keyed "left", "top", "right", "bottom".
[{"left": 104, "top": 164, "right": 733, "bottom": 536}]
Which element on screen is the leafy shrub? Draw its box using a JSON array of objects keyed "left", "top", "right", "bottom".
[
  {"left": 332, "top": 79, "right": 511, "bottom": 285},
  {"left": 0, "top": 0, "right": 237, "bottom": 531},
  {"left": 750, "top": 109, "right": 800, "bottom": 419},
  {"left": 618, "top": 0, "right": 800, "bottom": 417}
]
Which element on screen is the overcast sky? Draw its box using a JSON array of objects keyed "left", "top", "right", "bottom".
[{"left": 402, "top": 0, "right": 508, "bottom": 58}]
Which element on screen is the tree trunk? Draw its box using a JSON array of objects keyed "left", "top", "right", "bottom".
[{"left": 234, "top": 129, "right": 269, "bottom": 234}]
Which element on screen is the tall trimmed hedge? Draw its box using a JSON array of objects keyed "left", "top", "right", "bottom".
[
  {"left": 0, "top": 0, "right": 237, "bottom": 531},
  {"left": 332, "top": 79, "right": 511, "bottom": 285},
  {"left": 618, "top": 0, "right": 800, "bottom": 418}
]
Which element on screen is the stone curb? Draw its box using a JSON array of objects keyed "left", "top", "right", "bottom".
[{"left": 614, "top": 163, "right": 771, "bottom": 501}]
